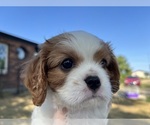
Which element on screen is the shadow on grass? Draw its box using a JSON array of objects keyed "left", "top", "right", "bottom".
[
  {"left": 0, "top": 91, "right": 33, "bottom": 118},
  {"left": 1, "top": 91, "right": 150, "bottom": 119}
]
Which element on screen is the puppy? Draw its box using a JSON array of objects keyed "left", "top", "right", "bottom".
[{"left": 22, "top": 31, "right": 120, "bottom": 125}]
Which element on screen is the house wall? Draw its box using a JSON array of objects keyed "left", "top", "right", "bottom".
[
  {"left": 0, "top": 33, "right": 38, "bottom": 91},
  {"left": 132, "top": 71, "right": 148, "bottom": 78}
]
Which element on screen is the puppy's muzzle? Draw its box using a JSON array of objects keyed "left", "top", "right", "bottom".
[{"left": 84, "top": 76, "right": 101, "bottom": 92}]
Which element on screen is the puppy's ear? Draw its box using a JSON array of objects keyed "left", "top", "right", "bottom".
[
  {"left": 108, "top": 56, "right": 120, "bottom": 93},
  {"left": 106, "top": 43, "right": 120, "bottom": 93},
  {"left": 22, "top": 54, "right": 47, "bottom": 106}
]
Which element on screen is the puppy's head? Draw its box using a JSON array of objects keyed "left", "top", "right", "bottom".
[{"left": 22, "top": 31, "right": 120, "bottom": 106}]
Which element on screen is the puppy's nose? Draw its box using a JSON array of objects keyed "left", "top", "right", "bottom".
[{"left": 84, "top": 76, "right": 101, "bottom": 92}]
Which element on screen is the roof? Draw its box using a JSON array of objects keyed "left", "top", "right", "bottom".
[
  {"left": 132, "top": 70, "right": 149, "bottom": 74},
  {"left": 0, "top": 31, "right": 38, "bottom": 46}
]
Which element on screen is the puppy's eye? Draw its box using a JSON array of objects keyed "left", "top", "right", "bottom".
[
  {"left": 100, "top": 59, "right": 107, "bottom": 68},
  {"left": 61, "top": 58, "right": 74, "bottom": 70}
]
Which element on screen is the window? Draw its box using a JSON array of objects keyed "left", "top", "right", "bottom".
[
  {"left": 17, "top": 47, "right": 26, "bottom": 60},
  {"left": 0, "top": 43, "right": 8, "bottom": 74}
]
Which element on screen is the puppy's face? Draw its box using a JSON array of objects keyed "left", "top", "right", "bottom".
[{"left": 22, "top": 31, "right": 120, "bottom": 107}]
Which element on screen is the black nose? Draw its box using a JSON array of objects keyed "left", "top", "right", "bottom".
[{"left": 84, "top": 76, "right": 101, "bottom": 92}]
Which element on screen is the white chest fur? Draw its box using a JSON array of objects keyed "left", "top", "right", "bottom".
[{"left": 31, "top": 90, "right": 111, "bottom": 125}]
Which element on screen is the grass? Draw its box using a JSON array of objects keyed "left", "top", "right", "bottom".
[
  {"left": 141, "top": 83, "right": 150, "bottom": 89},
  {"left": 109, "top": 97, "right": 150, "bottom": 118},
  {"left": 146, "top": 97, "right": 150, "bottom": 102},
  {"left": 140, "top": 78, "right": 150, "bottom": 89},
  {"left": 0, "top": 92, "right": 34, "bottom": 119},
  {"left": 0, "top": 90, "right": 150, "bottom": 119}
]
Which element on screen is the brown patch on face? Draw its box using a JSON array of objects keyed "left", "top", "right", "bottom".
[
  {"left": 46, "top": 49, "right": 83, "bottom": 91},
  {"left": 22, "top": 32, "right": 83, "bottom": 106},
  {"left": 94, "top": 42, "right": 120, "bottom": 93},
  {"left": 94, "top": 42, "right": 111, "bottom": 65}
]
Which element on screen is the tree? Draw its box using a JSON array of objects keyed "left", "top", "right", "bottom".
[{"left": 117, "top": 55, "right": 132, "bottom": 83}]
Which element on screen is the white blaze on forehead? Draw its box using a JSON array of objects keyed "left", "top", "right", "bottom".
[{"left": 63, "top": 31, "right": 104, "bottom": 61}]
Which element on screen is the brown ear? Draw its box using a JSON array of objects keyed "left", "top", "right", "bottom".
[
  {"left": 108, "top": 57, "right": 120, "bottom": 93},
  {"left": 106, "top": 43, "right": 120, "bottom": 93},
  {"left": 22, "top": 55, "right": 47, "bottom": 106}
]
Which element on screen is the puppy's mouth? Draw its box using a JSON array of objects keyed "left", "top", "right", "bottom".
[{"left": 82, "top": 94, "right": 102, "bottom": 103}]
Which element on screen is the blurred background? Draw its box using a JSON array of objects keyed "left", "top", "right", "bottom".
[{"left": 0, "top": 7, "right": 150, "bottom": 119}]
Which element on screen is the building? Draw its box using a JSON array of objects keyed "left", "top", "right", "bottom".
[
  {"left": 0, "top": 31, "right": 38, "bottom": 93},
  {"left": 132, "top": 70, "right": 150, "bottom": 79}
]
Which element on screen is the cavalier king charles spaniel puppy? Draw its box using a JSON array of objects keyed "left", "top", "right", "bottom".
[{"left": 22, "top": 31, "right": 120, "bottom": 125}]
